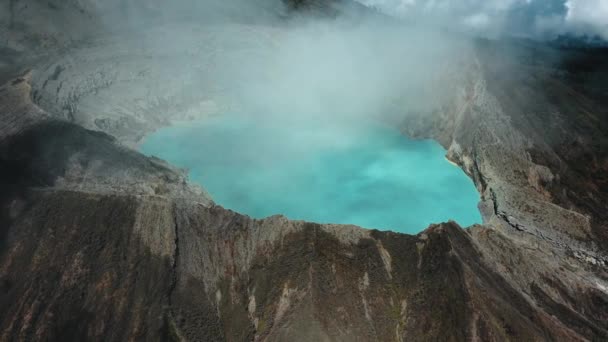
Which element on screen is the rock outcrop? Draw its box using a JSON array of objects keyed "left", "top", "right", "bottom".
[{"left": 1, "top": 1, "right": 607, "bottom": 341}]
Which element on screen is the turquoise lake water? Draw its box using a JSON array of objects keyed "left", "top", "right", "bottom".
[{"left": 140, "top": 115, "right": 481, "bottom": 234}]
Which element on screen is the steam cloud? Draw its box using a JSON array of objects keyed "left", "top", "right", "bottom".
[
  {"left": 39, "top": 0, "right": 594, "bottom": 158},
  {"left": 94, "top": 0, "right": 473, "bottom": 141},
  {"left": 78, "top": 0, "right": 479, "bottom": 176},
  {"left": 357, "top": 0, "right": 608, "bottom": 40}
]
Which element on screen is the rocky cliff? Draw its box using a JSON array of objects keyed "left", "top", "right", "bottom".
[{"left": 1, "top": 1, "right": 607, "bottom": 341}]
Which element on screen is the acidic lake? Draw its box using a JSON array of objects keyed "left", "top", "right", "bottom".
[{"left": 141, "top": 115, "right": 481, "bottom": 234}]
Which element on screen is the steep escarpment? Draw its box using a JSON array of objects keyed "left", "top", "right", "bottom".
[
  {"left": 401, "top": 40, "right": 608, "bottom": 256},
  {"left": 0, "top": 190, "right": 176, "bottom": 341},
  {"left": 26, "top": 24, "right": 266, "bottom": 147},
  {"left": 1, "top": 1, "right": 608, "bottom": 341},
  {"left": 399, "top": 41, "right": 608, "bottom": 339}
]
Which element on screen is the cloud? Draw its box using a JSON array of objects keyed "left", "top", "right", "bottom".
[
  {"left": 356, "top": 0, "right": 608, "bottom": 40},
  {"left": 564, "top": 0, "right": 608, "bottom": 39},
  {"left": 463, "top": 13, "right": 491, "bottom": 30}
]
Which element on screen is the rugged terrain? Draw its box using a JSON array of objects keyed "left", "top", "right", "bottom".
[{"left": 1, "top": 1, "right": 608, "bottom": 341}]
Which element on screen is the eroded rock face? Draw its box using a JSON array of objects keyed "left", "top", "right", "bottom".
[{"left": 1, "top": 1, "right": 608, "bottom": 341}]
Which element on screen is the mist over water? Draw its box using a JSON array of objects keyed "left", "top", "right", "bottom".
[
  {"left": 141, "top": 114, "right": 481, "bottom": 233},
  {"left": 122, "top": 4, "right": 487, "bottom": 233}
]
